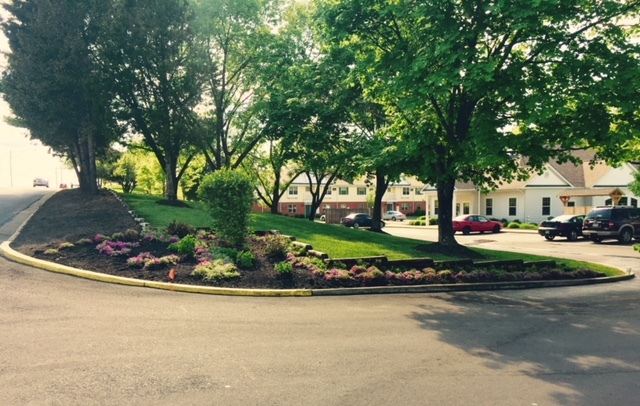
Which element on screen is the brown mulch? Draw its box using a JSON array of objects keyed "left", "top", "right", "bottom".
[
  {"left": 10, "top": 189, "right": 327, "bottom": 289},
  {"left": 9, "top": 189, "right": 605, "bottom": 290}
]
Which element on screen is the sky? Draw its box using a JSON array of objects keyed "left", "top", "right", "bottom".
[{"left": 0, "top": 2, "right": 77, "bottom": 189}]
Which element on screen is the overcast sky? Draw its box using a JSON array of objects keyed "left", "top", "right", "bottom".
[{"left": 0, "top": 1, "right": 77, "bottom": 189}]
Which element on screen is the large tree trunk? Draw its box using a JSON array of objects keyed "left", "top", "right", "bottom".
[
  {"left": 74, "top": 132, "right": 99, "bottom": 194},
  {"left": 371, "top": 171, "right": 388, "bottom": 232},
  {"left": 164, "top": 155, "right": 179, "bottom": 201},
  {"left": 437, "top": 177, "right": 459, "bottom": 246}
]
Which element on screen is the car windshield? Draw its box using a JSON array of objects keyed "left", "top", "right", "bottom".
[{"left": 453, "top": 215, "right": 468, "bottom": 221}]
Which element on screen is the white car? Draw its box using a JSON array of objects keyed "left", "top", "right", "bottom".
[
  {"left": 33, "top": 178, "right": 49, "bottom": 188},
  {"left": 382, "top": 210, "right": 406, "bottom": 221}
]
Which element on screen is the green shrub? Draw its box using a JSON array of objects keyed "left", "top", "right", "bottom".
[
  {"left": 197, "top": 170, "right": 255, "bottom": 247},
  {"left": 168, "top": 234, "right": 198, "bottom": 258},
  {"left": 429, "top": 217, "right": 439, "bottom": 225},
  {"left": 519, "top": 223, "right": 538, "bottom": 230},
  {"left": 236, "top": 250, "right": 255, "bottom": 268},
  {"left": 275, "top": 261, "right": 293, "bottom": 274},
  {"left": 409, "top": 220, "right": 426, "bottom": 226},
  {"left": 507, "top": 222, "right": 521, "bottom": 229},
  {"left": 264, "top": 234, "right": 292, "bottom": 260},
  {"left": 214, "top": 247, "right": 239, "bottom": 261}
]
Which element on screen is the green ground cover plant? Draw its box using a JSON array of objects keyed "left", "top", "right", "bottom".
[{"left": 119, "top": 192, "right": 622, "bottom": 277}]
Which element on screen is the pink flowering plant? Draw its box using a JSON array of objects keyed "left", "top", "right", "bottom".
[{"left": 96, "top": 240, "right": 139, "bottom": 257}]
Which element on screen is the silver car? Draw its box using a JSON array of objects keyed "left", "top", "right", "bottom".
[{"left": 382, "top": 210, "right": 406, "bottom": 221}]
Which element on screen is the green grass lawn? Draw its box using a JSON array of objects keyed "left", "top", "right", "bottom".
[{"left": 120, "top": 192, "right": 623, "bottom": 276}]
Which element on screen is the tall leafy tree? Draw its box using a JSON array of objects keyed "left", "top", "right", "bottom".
[
  {"left": 2, "top": 0, "right": 117, "bottom": 193},
  {"left": 317, "top": 0, "right": 640, "bottom": 245},
  {"left": 193, "top": 0, "right": 282, "bottom": 171},
  {"left": 94, "top": 0, "right": 203, "bottom": 201}
]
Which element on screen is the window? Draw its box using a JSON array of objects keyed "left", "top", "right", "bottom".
[
  {"left": 485, "top": 198, "right": 493, "bottom": 216},
  {"left": 288, "top": 205, "right": 297, "bottom": 213},
  {"left": 567, "top": 201, "right": 575, "bottom": 207},
  {"left": 401, "top": 203, "right": 409, "bottom": 211},
  {"left": 305, "top": 186, "right": 311, "bottom": 192},
  {"left": 415, "top": 188, "right": 423, "bottom": 195},
  {"left": 288, "top": 186, "right": 298, "bottom": 196},
  {"left": 434, "top": 200, "right": 439, "bottom": 215},
  {"left": 542, "top": 197, "right": 551, "bottom": 216},
  {"left": 359, "top": 203, "right": 367, "bottom": 209},
  {"left": 416, "top": 204, "right": 422, "bottom": 211},
  {"left": 606, "top": 197, "right": 638, "bottom": 207},
  {"left": 339, "top": 187, "right": 349, "bottom": 195},
  {"left": 402, "top": 187, "right": 410, "bottom": 196},
  {"left": 509, "top": 198, "right": 517, "bottom": 216},
  {"left": 463, "top": 202, "right": 470, "bottom": 215},
  {"left": 357, "top": 187, "right": 367, "bottom": 195},
  {"left": 326, "top": 188, "right": 332, "bottom": 195}
]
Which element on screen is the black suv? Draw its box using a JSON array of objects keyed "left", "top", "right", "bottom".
[{"left": 582, "top": 206, "right": 640, "bottom": 243}]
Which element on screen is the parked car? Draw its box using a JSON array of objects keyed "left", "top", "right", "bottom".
[
  {"left": 340, "top": 213, "right": 385, "bottom": 229},
  {"left": 538, "top": 214, "right": 584, "bottom": 241},
  {"left": 33, "top": 178, "right": 49, "bottom": 188},
  {"left": 382, "top": 210, "right": 406, "bottom": 221},
  {"left": 582, "top": 206, "right": 640, "bottom": 243},
  {"left": 452, "top": 214, "right": 502, "bottom": 235}
]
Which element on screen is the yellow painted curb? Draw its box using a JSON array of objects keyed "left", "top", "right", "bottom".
[{"left": 0, "top": 241, "right": 312, "bottom": 297}]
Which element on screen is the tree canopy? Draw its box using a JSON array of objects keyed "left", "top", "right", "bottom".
[{"left": 316, "top": 0, "right": 640, "bottom": 244}]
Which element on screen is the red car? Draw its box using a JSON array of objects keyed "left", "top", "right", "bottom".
[{"left": 453, "top": 215, "right": 502, "bottom": 235}]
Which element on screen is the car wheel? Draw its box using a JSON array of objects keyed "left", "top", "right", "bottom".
[
  {"left": 590, "top": 236, "right": 602, "bottom": 243},
  {"left": 544, "top": 235, "right": 555, "bottom": 241},
  {"left": 492, "top": 225, "right": 500, "bottom": 233},
  {"left": 381, "top": 221, "right": 386, "bottom": 228},
  {"left": 462, "top": 226, "right": 471, "bottom": 235},
  {"left": 353, "top": 223, "right": 360, "bottom": 229},
  {"left": 568, "top": 230, "right": 578, "bottom": 241},
  {"left": 392, "top": 217, "right": 396, "bottom": 221},
  {"left": 618, "top": 228, "right": 633, "bottom": 244}
]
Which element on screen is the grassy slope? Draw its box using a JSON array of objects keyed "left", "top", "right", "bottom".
[{"left": 121, "top": 193, "right": 623, "bottom": 276}]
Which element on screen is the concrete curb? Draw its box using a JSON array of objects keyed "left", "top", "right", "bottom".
[
  {"left": 0, "top": 191, "right": 633, "bottom": 297},
  {"left": 0, "top": 240, "right": 633, "bottom": 297},
  {"left": 0, "top": 241, "right": 312, "bottom": 297}
]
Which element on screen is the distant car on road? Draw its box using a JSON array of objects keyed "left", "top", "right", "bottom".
[
  {"left": 341, "top": 213, "right": 385, "bottom": 229},
  {"left": 452, "top": 214, "right": 502, "bottom": 235},
  {"left": 538, "top": 214, "right": 584, "bottom": 241},
  {"left": 33, "top": 178, "right": 49, "bottom": 188},
  {"left": 382, "top": 210, "right": 406, "bottom": 221}
]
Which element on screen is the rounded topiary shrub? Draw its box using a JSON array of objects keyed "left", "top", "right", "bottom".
[{"left": 197, "top": 169, "right": 255, "bottom": 248}]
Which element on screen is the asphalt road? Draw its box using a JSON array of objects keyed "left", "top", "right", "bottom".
[{"left": 2, "top": 193, "right": 640, "bottom": 405}]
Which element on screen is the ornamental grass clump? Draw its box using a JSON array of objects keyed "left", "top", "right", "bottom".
[
  {"left": 192, "top": 259, "right": 240, "bottom": 281},
  {"left": 58, "top": 242, "right": 74, "bottom": 250},
  {"left": 165, "top": 220, "right": 195, "bottom": 238}
]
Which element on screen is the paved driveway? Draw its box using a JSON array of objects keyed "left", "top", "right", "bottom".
[
  {"left": 2, "top": 195, "right": 640, "bottom": 405},
  {"left": 384, "top": 222, "right": 640, "bottom": 273}
]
